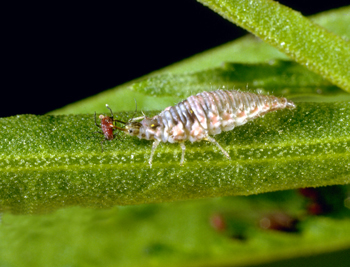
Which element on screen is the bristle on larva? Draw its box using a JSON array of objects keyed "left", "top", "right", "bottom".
[{"left": 96, "top": 89, "right": 295, "bottom": 167}]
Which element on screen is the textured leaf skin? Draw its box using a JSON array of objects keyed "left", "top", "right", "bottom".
[
  {"left": 197, "top": 0, "right": 350, "bottom": 92},
  {"left": 1, "top": 102, "right": 349, "bottom": 213}
]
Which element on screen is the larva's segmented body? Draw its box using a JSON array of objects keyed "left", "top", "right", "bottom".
[{"left": 99, "top": 89, "right": 295, "bottom": 166}]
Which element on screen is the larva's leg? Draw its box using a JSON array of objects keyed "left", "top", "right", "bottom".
[
  {"left": 149, "top": 140, "right": 160, "bottom": 167},
  {"left": 206, "top": 136, "right": 231, "bottom": 159},
  {"left": 179, "top": 142, "right": 186, "bottom": 166}
]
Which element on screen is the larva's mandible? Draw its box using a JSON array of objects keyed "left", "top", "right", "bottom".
[{"left": 96, "top": 89, "right": 296, "bottom": 166}]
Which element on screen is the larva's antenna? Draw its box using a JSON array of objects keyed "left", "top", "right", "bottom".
[{"left": 129, "top": 99, "right": 138, "bottom": 122}]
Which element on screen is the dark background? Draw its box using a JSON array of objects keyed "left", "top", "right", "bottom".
[{"left": 2, "top": 0, "right": 348, "bottom": 117}]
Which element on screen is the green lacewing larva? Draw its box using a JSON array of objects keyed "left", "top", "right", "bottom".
[{"left": 96, "top": 89, "right": 295, "bottom": 167}]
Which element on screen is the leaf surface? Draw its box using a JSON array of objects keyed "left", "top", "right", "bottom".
[{"left": 1, "top": 101, "right": 349, "bottom": 213}]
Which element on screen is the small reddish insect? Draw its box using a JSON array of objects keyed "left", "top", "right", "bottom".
[
  {"left": 94, "top": 105, "right": 125, "bottom": 151},
  {"left": 98, "top": 89, "right": 295, "bottom": 166}
]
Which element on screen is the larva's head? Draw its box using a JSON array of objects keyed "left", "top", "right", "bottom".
[
  {"left": 124, "top": 122, "right": 142, "bottom": 136},
  {"left": 101, "top": 104, "right": 142, "bottom": 137},
  {"left": 115, "top": 118, "right": 158, "bottom": 141},
  {"left": 110, "top": 120, "right": 142, "bottom": 137}
]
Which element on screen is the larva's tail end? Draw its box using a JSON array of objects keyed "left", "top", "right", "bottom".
[{"left": 286, "top": 100, "right": 296, "bottom": 109}]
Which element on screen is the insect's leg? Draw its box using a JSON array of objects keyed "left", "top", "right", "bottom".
[
  {"left": 94, "top": 112, "right": 101, "bottom": 128},
  {"left": 206, "top": 136, "right": 231, "bottom": 159},
  {"left": 149, "top": 140, "right": 160, "bottom": 167},
  {"left": 114, "top": 131, "right": 121, "bottom": 141},
  {"left": 179, "top": 142, "right": 186, "bottom": 166}
]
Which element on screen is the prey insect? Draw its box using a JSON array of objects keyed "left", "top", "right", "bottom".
[
  {"left": 96, "top": 89, "right": 296, "bottom": 167},
  {"left": 94, "top": 105, "right": 125, "bottom": 151}
]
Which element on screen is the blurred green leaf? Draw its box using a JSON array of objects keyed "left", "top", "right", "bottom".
[
  {"left": 0, "top": 189, "right": 350, "bottom": 267},
  {"left": 130, "top": 60, "right": 344, "bottom": 99}
]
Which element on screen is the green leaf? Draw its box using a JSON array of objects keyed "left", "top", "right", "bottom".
[
  {"left": 197, "top": 0, "right": 350, "bottom": 92},
  {"left": 1, "top": 101, "right": 349, "bottom": 214},
  {"left": 130, "top": 60, "right": 344, "bottom": 99},
  {"left": 1, "top": 189, "right": 350, "bottom": 267}
]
